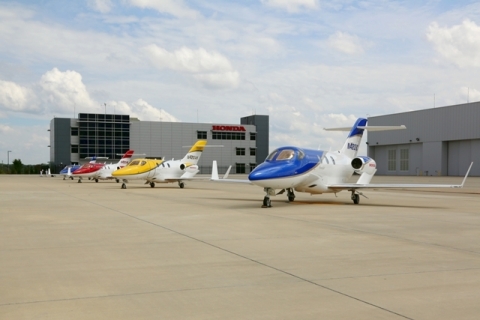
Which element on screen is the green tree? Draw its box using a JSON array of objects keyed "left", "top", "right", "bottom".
[{"left": 12, "top": 159, "right": 23, "bottom": 174}]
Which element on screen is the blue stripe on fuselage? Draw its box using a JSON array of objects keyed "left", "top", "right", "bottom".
[{"left": 248, "top": 147, "right": 323, "bottom": 181}]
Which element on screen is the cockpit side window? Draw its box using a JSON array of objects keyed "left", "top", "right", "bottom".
[
  {"left": 129, "top": 160, "right": 140, "bottom": 166},
  {"left": 140, "top": 161, "right": 146, "bottom": 166},
  {"left": 298, "top": 150, "right": 305, "bottom": 160},
  {"left": 266, "top": 150, "right": 278, "bottom": 161},
  {"left": 276, "top": 149, "right": 295, "bottom": 161}
]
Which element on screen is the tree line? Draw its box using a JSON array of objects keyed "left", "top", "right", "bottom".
[{"left": 0, "top": 159, "right": 56, "bottom": 174}]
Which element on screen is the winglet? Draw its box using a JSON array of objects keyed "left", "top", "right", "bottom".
[
  {"left": 211, "top": 160, "right": 219, "bottom": 180},
  {"left": 460, "top": 162, "right": 473, "bottom": 188},
  {"left": 224, "top": 165, "right": 232, "bottom": 179}
]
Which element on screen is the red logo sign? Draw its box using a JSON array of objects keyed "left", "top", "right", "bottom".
[{"left": 212, "top": 125, "right": 246, "bottom": 132}]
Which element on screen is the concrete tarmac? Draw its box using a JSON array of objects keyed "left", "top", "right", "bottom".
[{"left": 1, "top": 174, "right": 480, "bottom": 319}]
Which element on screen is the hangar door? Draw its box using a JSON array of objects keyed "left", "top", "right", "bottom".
[{"left": 447, "top": 140, "right": 480, "bottom": 176}]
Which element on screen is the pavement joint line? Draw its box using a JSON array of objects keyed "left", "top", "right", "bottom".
[
  {"left": 256, "top": 211, "right": 480, "bottom": 257},
  {"left": 314, "top": 266, "right": 480, "bottom": 281},
  {"left": 53, "top": 193, "right": 414, "bottom": 320},
  {"left": 0, "top": 284, "right": 252, "bottom": 307}
]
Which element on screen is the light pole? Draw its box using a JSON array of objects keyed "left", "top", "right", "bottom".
[{"left": 7, "top": 150, "right": 11, "bottom": 173}]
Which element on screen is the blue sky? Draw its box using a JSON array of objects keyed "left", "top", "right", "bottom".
[{"left": 1, "top": 0, "right": 480, "bottom": 164}]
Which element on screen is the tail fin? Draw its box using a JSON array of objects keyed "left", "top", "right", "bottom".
[
  {"left": 181, "top": 140, "right": 207, "bottom": 165},
  {"left": 335, "top": 118, "right": 368, "bottom": 158},
  {"left": 325, "top": 118, "right": 406, "bottom": 158},
  {"left": 117, "top": 150, "right": 134, "bottom": 168}
]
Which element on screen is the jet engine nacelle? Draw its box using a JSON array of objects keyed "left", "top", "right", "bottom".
[
  {"left": 351, "top": 156, "right": 376, "bottom": 175},
  {"left": 180, "top": 164, "right": 198, "bottom": 172}
]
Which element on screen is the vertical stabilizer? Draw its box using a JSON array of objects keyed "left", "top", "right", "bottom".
[
  {"left": 339, "top": 118, "right": 367, "bottom": 158},
  {"left": 182, "top": 140, "right": 207, "bottom": 165},
  {"left": 117, "top": 150, "right": 134, "bottom": 168}
]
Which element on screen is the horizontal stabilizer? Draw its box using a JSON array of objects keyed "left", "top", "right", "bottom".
[{"left": 324, "top": 125, "right": 406, "bottom": 131}]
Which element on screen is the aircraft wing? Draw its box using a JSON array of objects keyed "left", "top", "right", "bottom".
[
  {"left": 328, "top": 162, "right": 473, "bottom": 190},
  {"left": 210, "top": 161, "right": 252, "bottom": 184}
]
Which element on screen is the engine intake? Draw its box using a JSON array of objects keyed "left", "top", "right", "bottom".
[
  {"left": 180, "top": 164, "right": 186, "bottom": 170},
  {"left": 351, "top": 156, "right": 376, "bottom": 175}
]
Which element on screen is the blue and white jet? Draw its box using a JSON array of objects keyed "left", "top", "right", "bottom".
[{"left": 211, "top": 118, "right": 472, "bottom": 207}]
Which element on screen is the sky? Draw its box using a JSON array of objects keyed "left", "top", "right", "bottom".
[{"left": 1, "top": 0, "right": 480, "bottom": 164}]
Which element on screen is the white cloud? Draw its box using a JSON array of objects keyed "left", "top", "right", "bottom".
[
  {"left": 261, "top": 0, "right": 318, "bottom": 13},
  {"left": 39, "top": 68, "right": 98, "bottom": 114},
  {"left": 143, "top": 45, "right": 240, "bottom": 88},
  {"left": 87, "top": 0, "right": 113, "bottom": 13},
  {"left": 112, "top": 99, "right": 179, "bottom": 122},
  {"left": 0, "top": 123, "right": 13, "bottom": 133},
  {"left": 0, "top": 80, "right": 38, "bottom": 113},
  {"left": 327, "top": 31, "right": 366, "bottom": 54},
  {"left": 128, "top": 0, "right": 199, "bottom": 19},
  {"left": 427, "top": 19, "right": 480, "bottom": 68}
]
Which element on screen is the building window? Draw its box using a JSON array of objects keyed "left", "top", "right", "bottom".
[
  {"left": 388, "top": 149, "right": 396, "bottom": 171},
  {"left": 236, "top": 163, "right": 246, "bottom": 174},
  {"left": 71, "top": 127, "right": 78, "bottom": 136},
  {"left": 250, "top": 132, "right": 256, "bottom": 140},
  {"left": 212, "top": 132, "right": 245, "bottom": 140},
  {"left": 250, "top": 148, "right": 256, "bottom": 156},
  {"left": 400, "top": 149, "right": 409, "bottom": 171},
  {"left": 236, "top": 148, "right": 245, "bottom": 156},
  {"left": 249, "top": 163, "right": 257, "bottom": 172},
  {"left": 197, "top": 131, "right": 207, "bottom": 139},
  {"left": 71, "top": 145, "right": 79, "bottom": 153}
]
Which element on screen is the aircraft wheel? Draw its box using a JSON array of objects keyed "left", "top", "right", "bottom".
[
  {"left": 288, "top": 195, "right": 295, "bottom": 202},
  {"left": 78, "top": 179, "right": 82, "bottom": 183},
  {"left": 179, "top": 182, "right": 185, "bottom": 189},
  {"left": 70, "top": 176, "right": 74, "bottom": 180},
  {"left": 150, "top": 182, "right": 155, "bottom": 188},
  {"left": 121, "top": 183, "right": 127, "bottom": 189},
  {"left": 352, "top": 194, "right": 360, "bottom": 204},
  {"left": 262, "top": 197, "right": 271, "bottom": 208},
  {"left": 95, "top": 179, "right": 99, "bottom": 183},
  {"left": 116, "top": 179, "right": 119, "bottom": 183}
]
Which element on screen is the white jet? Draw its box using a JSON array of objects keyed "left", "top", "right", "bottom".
[{"left": 211, "top": 118, "right": 472, "bottom": 207}]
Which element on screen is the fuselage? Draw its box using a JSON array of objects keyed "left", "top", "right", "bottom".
[
  {"left": 72, "top": 163, "right": 105, "bottom": 178},
  {"left": 248, "top": 146, "right": 354, "bottom": 194},
  {"left": 112, "top": 158, "right": 199, "bottom": 182}
]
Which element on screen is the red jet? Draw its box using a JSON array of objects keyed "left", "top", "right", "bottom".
[{"left": 73, "top": 150, "right": 134, "bottom": 183}]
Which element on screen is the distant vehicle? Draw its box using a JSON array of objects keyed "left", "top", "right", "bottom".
[
  {"left": 112, "top": 140, "right": 207, "bottom": 189},
  {"left": 211, "top": 118, "right": 472, "bottom": 207}
]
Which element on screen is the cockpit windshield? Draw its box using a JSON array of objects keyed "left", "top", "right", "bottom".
[
  {"left": 129, "top": 160, "right": 140, "bottom": 166},
  {"left": 266, "top": 149, "right": 297, "bottom": 161},
  {"left": 276, "top": 149, "right": 295, "bottom": 161},
  {"left": 266, "top": 150, "right": 278, "bottom": 161}
]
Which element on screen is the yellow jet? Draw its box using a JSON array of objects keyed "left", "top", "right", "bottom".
[{"left": 112, "top": 140, "right": 207, "bottom": 189}]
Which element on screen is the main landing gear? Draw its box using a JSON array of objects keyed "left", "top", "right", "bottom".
[
  {"left": 178, "top": 181, "right": 185, "bottom": 189},
  {"left": 78, "top": 178, "right": 82, "bottom": 183},
  {"left": 287, "top": 188, "right": 295, "bottom": 202},
  {"left": 150, "top": 182, "right": 155, "bottom": 188},
  {"left": 121, "top": 179, "right": 129, "bottom": 189},
  {"left": 351, "top": 191, "right": 360, "bottom": 204}
]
